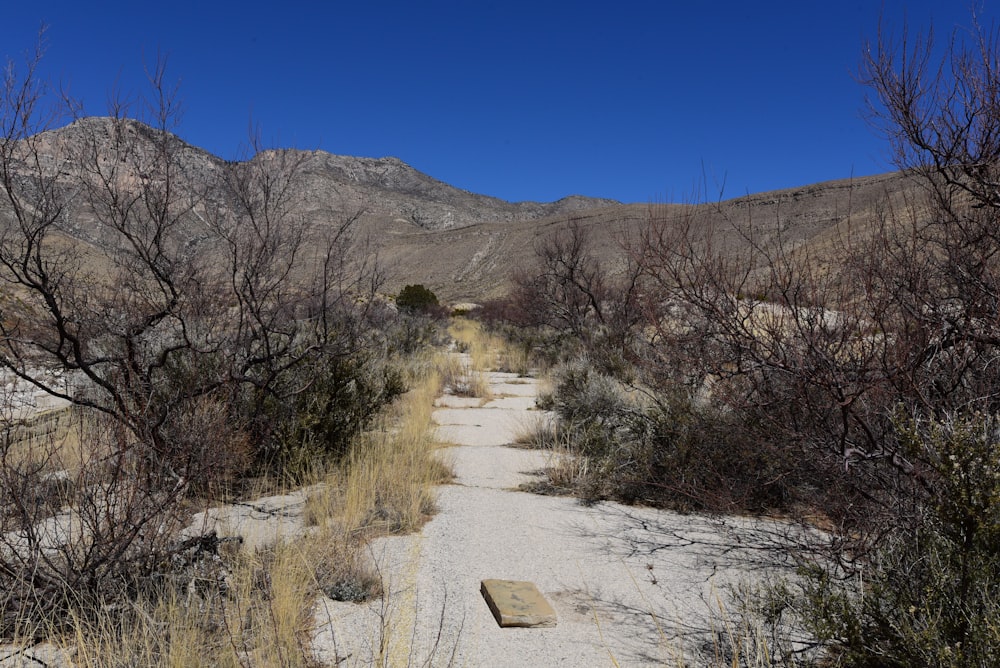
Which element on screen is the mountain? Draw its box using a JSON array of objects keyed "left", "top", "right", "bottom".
[
  {"left": 292, "top": 150, "right": 620, "bottom": 230},
  {"left": 370, "top": 170, "right": 920, "bottom": 301},
  {"left": 32, "top": 117, "right": 618, "bottom": 231},
  {"left": 6, "top": 118, "right": 920, "bottom": 303}
]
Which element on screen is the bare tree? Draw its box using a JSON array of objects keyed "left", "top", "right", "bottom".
[
  {"left": 622, "top": 14, "right": 1000, "bottom": 662},
  {"left": 510, "top": 219, "right": 645, "bottom": 374},
  {"left": 0, "top": 45, "right": 381, "bottom": 636},
  {"left": 860, "top": 15, "right": 1000, "bottom": 413}
]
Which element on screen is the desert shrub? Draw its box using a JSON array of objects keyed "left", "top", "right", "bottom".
[
  {"left": 161, "top": 395, "right": 254, "bottom": 491},
  {"left": 0, "top": 47, "right": 437, "bottom": 645},
  {"left": 548, "top": 361, "right": 637, "bottom": 456},
  {"left": 750, "top": 413, "right": 1000, "bottom": 667},
  {"left": 732, "top": 16, "right": 1000, "bottom": 663},
  {"left": 475, "top": 307, "right": 583, "bottom": 373},
  {"left": 248, "top": 347, "right": 407, "bottom": 478},
  {"left": 544, "top": 361, "right": 830, "bottom": 511},
  {"left": 480, "top": 221, "right": 645, "bottom": 377},
  {"left": 0, "top": 412, "right": 205, "bottom": 639},
  {"left": 396, "top": 284, "right": 440, "bottom": 313},
  {"left": 369, "top": 297, "right": 449, "bottom": 355}
]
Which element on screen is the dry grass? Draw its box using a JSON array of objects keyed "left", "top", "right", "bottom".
[
  {"left": 490, "top": 333, "right": 532, "bottom": 376},
  {"left": 17, "top": 355, "right": 453, "bottom": 666},
  {"left": 442, "top": 320, "right": 493, "bottom": 397},
  {"left": 310, "top": 363, "right": 453, "bottom": 538},
  {"left": 437, "top": 354, "right": 491, "bottom": 399},
  {"left": 514, "top": 419, "right": 589, "bottom": 497},
  {"left": 62, "top": 537, "right": 318, "bottom": 668},
  {"left": 445, "top": 317, "right": 531, "bottom": 393},
  {"left": 450, "top": 317, "right": 532, "bottom": 376},
  {"left": 448, "top": 319, "right": 492, "bottom": 370}
]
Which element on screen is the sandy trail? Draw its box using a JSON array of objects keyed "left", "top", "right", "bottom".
[{"left": 314, "top": 370, "right": 796, "bottom": 667}]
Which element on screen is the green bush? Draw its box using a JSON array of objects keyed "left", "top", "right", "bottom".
[
  {"left": 788, "top": 414, "right": 1000, "bottom": 667},
  {"left": 396, "top": 284, "right": 439, "bottom": 313},
  {"left": 545, "top": 361, "right": 817, "bottom": 511},
  {"left": 387, "top": 310, "right": 445, "bottom": 355},
  {"left": 245, "top": 348, "right": 406, "bottom": 478}
]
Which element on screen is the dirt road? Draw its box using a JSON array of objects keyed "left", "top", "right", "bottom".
[{"left": 314, "top": 370, "right": 796, "bottom": 667}]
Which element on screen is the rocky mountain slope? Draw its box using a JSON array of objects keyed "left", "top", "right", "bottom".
[
  {"left": 5, "top": 118, "right": 921, "bottom": 302},
  {"left": 293, "top": 150, "right": 620, "bottom": 230},
  {"left": 28, "top": 117, "right": 617, "bottom": 231},
  {"left": 373, "top": 170, "right": 920, "bottom": 301}
]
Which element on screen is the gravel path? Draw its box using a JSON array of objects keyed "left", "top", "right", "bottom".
[{"left": 313, "top": 371, "right": 799, "bottom": 667}]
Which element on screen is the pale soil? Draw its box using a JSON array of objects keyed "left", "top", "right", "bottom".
[
  {"left": 312, "top": 372, "right": 803, "bottom": 667},
  {"left": 0, "top": 370, "right": 807, "bottom": 667}
]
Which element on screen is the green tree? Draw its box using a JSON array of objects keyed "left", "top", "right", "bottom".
[{"left": 396, "top": 284, "right": 439, "bottom": 313}]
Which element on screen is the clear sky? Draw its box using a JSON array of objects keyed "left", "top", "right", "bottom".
[{"left": 2, "top": 1, "right": 995, "bottom": 204}]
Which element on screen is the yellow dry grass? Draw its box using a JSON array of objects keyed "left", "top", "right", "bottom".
[
  {"left": 66, "top": 536, "right": 317, "bottom": 667},
  {"left": 442, "top": 319, "right": 494, "bottom": 397},
  {"left": 42, "top": 354, "right": 453, "bottom": 667},
  {"left": 311, "top": 362, "right": 452, "bottom": 538},
  {"left": 449, "top": 317, "right": 532, "bottom": 376}
]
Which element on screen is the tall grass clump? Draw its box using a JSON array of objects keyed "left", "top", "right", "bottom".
[
  {"left": 442, "top": 319, "right": 493, "bottom": 397},
  {"left": 514, "top": 419, "right": 590, "bottom": 496},
  {"left": 447, "top": 314, "right": 531, "bottom": 382},
  {"left": 335, "top": 363, "right": 453, "bottom": 536},
  {"left": 461, "top": 316, "right": 532, "bottom": 376},
  {"left": 61, "top": 536, "right": 319, "bottom": 668},
  {"left": 448, "top": 318, "right": 492, "bottom": 370}
]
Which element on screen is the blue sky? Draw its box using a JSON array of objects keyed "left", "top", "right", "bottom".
[{"left": 3, "top": 1, "right": 995, "bottom": 203}]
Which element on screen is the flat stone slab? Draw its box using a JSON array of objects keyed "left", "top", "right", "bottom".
[{"left": 481, "top": 579, "right": 557, "bottom": 628}]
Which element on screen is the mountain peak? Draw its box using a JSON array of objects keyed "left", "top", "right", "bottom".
[{"left": 37, "top": 118, "right": 619, "bottom": 231}]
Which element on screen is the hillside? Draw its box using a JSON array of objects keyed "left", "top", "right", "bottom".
[
  {"left": 4, "top": 118, "right": 922, "bottom": 302},
  {"left": 373, "top": 171, "right": 920, "bottom": 301}
]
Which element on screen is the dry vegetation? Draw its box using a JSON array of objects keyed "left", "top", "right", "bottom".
[
  {"left": 5, "top": 10, "right": 1000, "bottom": 667},
  {"left": 477, "top": 15, "right": 1000, "bottom": 666},
  {"left": 0, "top": 351, "right": 452, "bottom": 667},
  {"left": 0, "top": 40, "right": 460, "bottom": 666}
]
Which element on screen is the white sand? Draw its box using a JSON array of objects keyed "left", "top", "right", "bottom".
[{"left": 311, "top": 373, "right": 802, "bottom": 667}]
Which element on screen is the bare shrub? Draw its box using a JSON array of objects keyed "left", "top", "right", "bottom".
[
  {"left": 496, "top": 220, "right": 645, "bottom": 376},
  {"left": 489, "top": 10, "right": 1000, "bottom": 661},
  {"left": 0, "top": 412, "right": 193, "bottom": 639},
  {"left": 538, "top": 360, "right": 828, "bottom": 512},
  {"left": 0, "top": 41, "right": 398, "bottom": 642},
  {"left": 622, "top": 12, "right": 1000, "bottom": 663}
]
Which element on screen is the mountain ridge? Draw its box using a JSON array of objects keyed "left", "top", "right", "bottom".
[
  {"left": 38, "top": 117, "right": 621, "bottom": 231},
  {"left": 7, "top": 117, "right": 916, "bottom": 302}
]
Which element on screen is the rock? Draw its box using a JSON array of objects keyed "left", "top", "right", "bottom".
[{"left": 480, "top": 579, "right": 557, "bottom": 628}]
